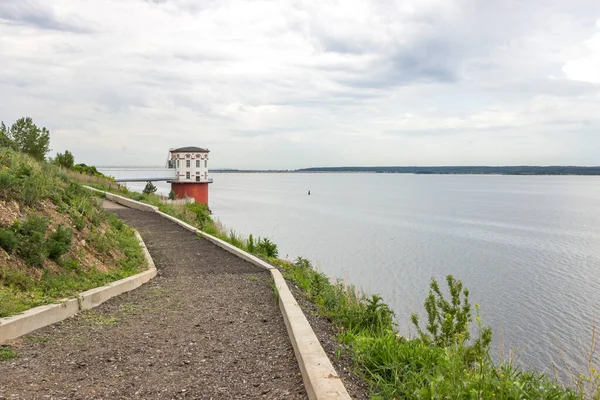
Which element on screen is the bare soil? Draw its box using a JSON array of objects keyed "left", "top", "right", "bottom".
[{"left": 0, "top": 207, "right": 306, "bottom": 399}]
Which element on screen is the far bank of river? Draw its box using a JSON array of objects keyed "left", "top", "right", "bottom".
[{"left": 126, "top": 172, "right": 600, "bottom": 380}]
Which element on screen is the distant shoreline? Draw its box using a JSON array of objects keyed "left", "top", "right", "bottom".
[{"left": 211, "top": 166, "right": 600, "bottom": 176}]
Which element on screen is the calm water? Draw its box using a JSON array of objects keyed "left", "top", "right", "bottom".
[{"left": 129, "top": 173, "right": 600, "bottom": 379}]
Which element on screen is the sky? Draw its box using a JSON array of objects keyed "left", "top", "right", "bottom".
[{"left": 1, "top": 0, "right": 600, "bottom": 169}]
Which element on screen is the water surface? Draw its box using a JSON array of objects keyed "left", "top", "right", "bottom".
[{"left": 129, "top": 173, "right": 600, "bottom": 379}]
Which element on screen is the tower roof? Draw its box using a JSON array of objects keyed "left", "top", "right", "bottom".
[{"left": 171, "top": 146, "right": 209, "bottom": 153}]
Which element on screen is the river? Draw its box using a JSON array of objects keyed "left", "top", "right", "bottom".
[{"left": 126, "top": 172, "right": 600, "bottom": 380}]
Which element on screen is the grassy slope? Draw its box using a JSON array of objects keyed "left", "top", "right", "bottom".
[
  {"left": 86, "top": 181, "right": 599, "bottom": 399},
  {"left": 0, "top": 148, "right": 146, "bottom": 318}
]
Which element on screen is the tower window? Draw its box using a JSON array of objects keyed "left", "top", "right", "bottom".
[
  {"left": 176, "top": 160, "right": 180, "bottom": 168},
  {"left": 186, "top": 172, "right": 190, "bottom": 179},
  {"left": 196, "top": 160, "right": 200, "bottom": 168},
  {"left": 196, "top": 175, "right": 200, "bottom": 182},
  {"left": 204, "top": 160, "right": 207, "bottom": 168},
  {"left": 186, "top": 160, "right": 190, "bottom": 168}
]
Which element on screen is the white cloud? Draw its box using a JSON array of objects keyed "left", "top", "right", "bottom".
[
  {"left": 0, "top": 0, "right": 600, "bottom": 168},
  {"left": 563, "top": 19, "right": 600, "bottom": 84}
]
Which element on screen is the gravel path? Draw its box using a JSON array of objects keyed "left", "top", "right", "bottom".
[{"left": 0, "top": 206, "right": 306, "bottom": 399}]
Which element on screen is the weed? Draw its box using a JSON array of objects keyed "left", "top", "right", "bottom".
[
  {"left": 247, "top": 234, "right": 256, "bottom": 253},
  {"left": 0, "top": 346, "right": 18, "bottom": 361},
  {"left": 80, "top": 310, "right": 119, "bottom": 326},
  {"left": 269, "top": 277, "right": 279, "bottom": 304},
  {"left": 256, "top": 237, "right": 278, "bottom": 257},
  {"left": 46, "top": 225, "right": 73, "bottom": 260},
  {"left": 249, "top": 275, "right": 258, "bottom": 282}
]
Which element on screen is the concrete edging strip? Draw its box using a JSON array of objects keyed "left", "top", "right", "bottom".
[
  {"left": 83, "top": 185, "right": 158, "bottom": 212},
  {"left": 0, "top": 230, "right": 157, "bottom": 344}
]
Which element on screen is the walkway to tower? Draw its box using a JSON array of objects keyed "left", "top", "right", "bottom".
[{"left": 0, "top": 202, "right": 305, "bottom": 399}]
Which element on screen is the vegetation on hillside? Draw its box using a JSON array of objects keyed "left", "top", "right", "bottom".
[
  {"left": 0, "top": 118, "right": 50, "bottom": 161},
  {"left": 88, "top": 180, "right": 600, "bottom": 398},
  {"left": 0, "top": 146, "right": 146, "bottom": 318}
]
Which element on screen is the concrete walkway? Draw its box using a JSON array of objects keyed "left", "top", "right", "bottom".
[{"left": 0, "top": 205, "right": 306, "bottom": 399}]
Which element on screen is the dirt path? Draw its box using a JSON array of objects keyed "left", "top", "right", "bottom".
[{"left": 0, "top": 206, "right": 306, "bottom": 399}]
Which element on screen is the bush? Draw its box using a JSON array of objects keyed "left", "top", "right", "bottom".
[
  {"left": 46, "top": 225, "right": 73, "bottom": 260},
  {"left": 143, "top": 181, "right": 157, "bottom": 195},
  {"left": 186, "top": 202, "right": 211, "bottom": 229},
  {"left": 0, "top": 228, "right": 18, "bottom": 253},
  {"left": 13, "top": 215, "right": 49, "bottom": 267},
  {"left": 256, "top": 237, "right": 278, "bottom": 257},
  {"left": 168, "top": 190, "right": 176, "bottom": 200}
]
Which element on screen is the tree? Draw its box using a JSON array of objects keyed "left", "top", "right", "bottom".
[
  {"left": 168, "top": 190, "right": 176, "bottom": 200},
  {"left": 5, "top": 117, "right": 50, "bottom": 161},
  {"left": 143, "top": 182, "right": 157, "bottom": 195},
  {"left": 0, "top": 122, "right": 16, "bottom": 150},
  {"left": 54, "top": 150, "right": 75, "bottom": 169}
]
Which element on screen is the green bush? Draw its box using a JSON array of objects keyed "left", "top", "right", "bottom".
[
  {"left": 13, "top": 215, "right": 49, "bottom": 267},
  {"left": 256, "top": 237, "right": 278, "bottom": 257},
  {"left": 142, "top": 181, "right": 157, "bottom": 195},
  {"left": 0, "top": 228, "right": 18, "bottom": 253},
  {"left": 47, "top": 225, "right": 73, "bottom": 260}
]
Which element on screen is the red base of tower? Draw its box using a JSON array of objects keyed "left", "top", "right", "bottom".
[{"left": 170, "top": 182, "right": 210, "bottom": 205}]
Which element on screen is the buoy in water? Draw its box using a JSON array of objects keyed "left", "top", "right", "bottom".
[{"left": 308, "top": 190, "right": 311, "bottom": 195}]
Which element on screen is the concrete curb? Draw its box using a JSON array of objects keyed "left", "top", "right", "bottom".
[
  {"left": 84, "top": 186, "right": 158, "bottom": 212},
  {"left": 0, "top": 230, "right": 157, "bottom": 344}
]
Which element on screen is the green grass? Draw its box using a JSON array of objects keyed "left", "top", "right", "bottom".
[
  {"left": 0, "top": 148, "right": 147, "bottom": 317},
  {"left": 79, "top": 309, "right": 119, "bottom": 326},
  {"left": 0, "top": 346, "right": 19, "bottom": 361}
]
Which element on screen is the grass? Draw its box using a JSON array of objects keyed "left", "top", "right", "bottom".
[
  {"left": 0, "top": 148, "right": 146, "bottom": 317},
  {"left": 0, "top": 346, "right": 19, "bottom": 361},
  {"left": 83, "top": 167, "right": 600, "bottom": 399},
  {"left": 24, "top": 336, "right": 50, "bottom": 343},
  {"left": 79, "top": 309, "right": 119, "bottom": 326}
]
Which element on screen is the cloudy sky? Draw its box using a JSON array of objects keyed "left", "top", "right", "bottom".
[{"left": 1, "top": 0, "right": 599, "bottom": 169}]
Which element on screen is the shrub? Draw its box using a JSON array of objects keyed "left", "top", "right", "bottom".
[
  {"left": 0, "top": 228, "right": 18, "bottom": 253},
  {"left": 411, "top": 275, "right": 491, "bottom": 350},
  {"left": 186, "top": 202, "right": 211, "bottom": 229},
  {"left": 168, "top": 190, "right": 176, "bottom": 200},
  {"left": 257, "top": 237, "right": 278, "bottom": 257},
  {"left": 46, "top": 225, "right": 73, "bottom": 260},
  {"left": 131, "top": 193, "right": 145, "bottom": 201},
  {"left": 13, "top": 215, "right": 49, "bottom": 267},
  {"left": 0, "top": 168, "right": 16, "bottom": 192},
  {"left": 143, "top": 181, "right": 157, "bottom": 195}
]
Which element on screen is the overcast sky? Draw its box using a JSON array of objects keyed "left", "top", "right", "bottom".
[{"left": 1, "top": 0, "right": 600, "bottom": 168}]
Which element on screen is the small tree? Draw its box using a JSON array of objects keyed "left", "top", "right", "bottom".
[
  {"left": 168, "top": 190, "right": 176, "bottom": 200},
  {"left": 4, "top": 117, "right": 51, "bottom": 161},
  {"left": 0, "top": 122, "right": 16, "bottom": 150},
  {"left": 143, "top": 181, "right": 157, "bottom": 195},
  {"left": 54, "top": 150, "right": 75, "bottom": 169}
]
